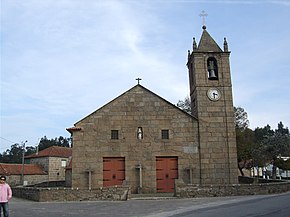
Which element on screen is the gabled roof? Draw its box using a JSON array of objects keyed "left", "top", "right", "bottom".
[
  {"left": 197, "top": 28, "right": 222, "bottom": 52},
  {"left": 25, "top": 146, "right": 72, "bottom": 159},
  {"left": 0, "top": 163, "right": 46, "bottom": 175},
  {"left": 71, "top": 84, "right": 197, "bottom": 126}
]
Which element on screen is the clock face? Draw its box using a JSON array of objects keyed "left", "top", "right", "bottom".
[{"left": 207, "top": 88, "right": 221, "bottom": 101}]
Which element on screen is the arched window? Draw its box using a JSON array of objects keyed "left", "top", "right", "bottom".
[{"left": 207, "top": 57, "right": 218, "bottom": 80}]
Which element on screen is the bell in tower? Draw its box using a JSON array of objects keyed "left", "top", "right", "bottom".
[{"left": 207, "top": 57, "right": 218, "bottom": 80}]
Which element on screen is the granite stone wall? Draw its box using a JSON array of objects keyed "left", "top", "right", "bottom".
[
  {"left": 6, "top": 174, "right": 48, "bottom": 187},
  {"left": 12, "top": 186, "right": 131, "bottom": 202},
  {"left": 29, "top": 157, "right": 68, "bottom": 181},
  {"left": 175, "top": 180, "right": 290, "bottom": 198}
]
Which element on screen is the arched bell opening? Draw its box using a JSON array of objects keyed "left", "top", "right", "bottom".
[{"left": 207, "top": 57, "right": 218, "bottom": 80}]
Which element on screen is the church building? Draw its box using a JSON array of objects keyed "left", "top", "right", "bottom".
[{"left": 67, "top": 24, "right": 238, "bottom": 193}]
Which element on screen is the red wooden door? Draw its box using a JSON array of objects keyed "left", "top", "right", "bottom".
[
  {"left": 103, "top": 157, "right": 125, "bottom": 187},
  {"left": 156, "top": 157, "right": 178, "bottom": 193}
]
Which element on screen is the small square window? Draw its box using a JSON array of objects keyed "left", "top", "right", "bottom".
[
  {"left": 161, "top": 130, "right": 169, "bottom": 139},
  {"left": 111, "top": 130, "right": 119, "bottom": 140}
]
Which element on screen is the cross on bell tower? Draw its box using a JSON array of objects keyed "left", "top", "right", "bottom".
[{"left": 199, "top": 10, "right": 208, "bottom": 29}]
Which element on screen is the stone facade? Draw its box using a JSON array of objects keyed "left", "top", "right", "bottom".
[
  {"left": 6, "top": 174, "right": 48, "bottom": 187},
  {"left": 25, "top": 146, "right": 72, "bottom": 183},
  {"left": 29, "top": 157, "right": 68, "bottom": 181},
  {"left": 70, "top": 86, "right": 200, "bottom": 193}
]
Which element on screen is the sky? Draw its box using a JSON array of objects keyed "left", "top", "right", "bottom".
[{"left": 1, "top": 0, "right": 290, "bottom": 152}]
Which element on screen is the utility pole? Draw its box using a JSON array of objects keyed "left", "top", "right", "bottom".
[{"left": 21, "top": 140, "right": 28, "bottom": 186}]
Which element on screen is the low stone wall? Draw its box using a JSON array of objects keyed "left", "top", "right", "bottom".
[
  {"left": 13, "top": 181, "right": 290, "bottom": 201},
  {"left": 12, "top": 186, "right": 131, "bottom": 202},
  {"left": 175, "top": 180, "right": 290, "bottom": 198}
]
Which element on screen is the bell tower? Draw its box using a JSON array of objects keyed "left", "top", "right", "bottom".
[{"left": 187, "top": 24, "right": 238, "bottom": 184}]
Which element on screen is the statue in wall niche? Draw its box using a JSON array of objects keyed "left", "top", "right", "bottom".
[{"left": 137, "top": 127, "right": 143, "bottom": 140}]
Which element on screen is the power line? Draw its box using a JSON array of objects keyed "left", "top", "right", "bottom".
[
  {"left": 0, "top": 137, "right": 19, "bottom": 150},
  {"left": 0, "top": 137, "right": 28, "bottom": 153},
  {"left": 0, "top": 137, "right": 18, "bottom": 144}
]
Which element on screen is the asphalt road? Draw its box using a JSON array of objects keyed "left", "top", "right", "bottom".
[{"left": 9, "top": 192, "right": 290, "bottom": 217}]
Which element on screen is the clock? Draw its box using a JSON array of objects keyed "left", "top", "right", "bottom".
[{"left": 207, "top": 88, "right": 221, "bottom": 101}]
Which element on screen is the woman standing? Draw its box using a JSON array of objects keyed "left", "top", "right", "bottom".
[{"left": 0, "top": 176, "right": 12, "bottom": 217}]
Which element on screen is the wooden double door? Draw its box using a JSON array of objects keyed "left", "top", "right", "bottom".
[
  {"left": 156, "top": 157, "right": 178, "bottom": 193},
  {"left": 103, "top": 157, "right": 125, "bottom": 187},
  {"left": 103, "top": 156, "right": 178, "bottom": 192}
]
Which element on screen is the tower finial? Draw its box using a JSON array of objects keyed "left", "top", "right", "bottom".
[
  {"left": 224, "top": 37, "right": 228, "bottom": 52},
  {"left": 193, "top": 37, "right": 197, "bottom": 50},
  {"left": 199, "top": 10, "right": 208, "bottom": 29}
]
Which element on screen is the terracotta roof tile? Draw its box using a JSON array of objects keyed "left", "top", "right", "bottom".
[
  {"left": 66, "top": 127, "right": 81, "bottom": 133},
  {"left": 0, "top": 163, "right": 46, "bottom": 175},
  {"left": 25, "top": 146, "right": 72, "bottom": 159}
]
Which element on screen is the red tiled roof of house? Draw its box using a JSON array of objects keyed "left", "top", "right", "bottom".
[
  {"left": 25, "top": 146, "right": 72, "bottom": 159},
  {"left": 0, "top": 163, "right": 46, "bottom": 175}
]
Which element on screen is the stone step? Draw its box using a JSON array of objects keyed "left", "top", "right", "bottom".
[{"left": 130, "top": 193, "right": 176, "bottom": 200}]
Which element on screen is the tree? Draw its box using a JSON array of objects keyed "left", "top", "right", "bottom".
[
  {"left": 254, "top": 125, "right": 274, "bottom": 144},
  {"left": 276, "top": 121, "right": 290, "bottom": 137},
  {"left": 0, "top": 144, "right": 23, "bottom": 164},
  {"left": 236, "top": 128, "right": 254, "bottom": 176},
  {"left": 234, "top": 106, "right": 254, "bottom": 176},
  {"left": 275, "top": 158, "right": 290, "bottom": 171},
  {"left": 253, "top": 122, "right": 290, "bottom": 179},
  {"left": 250, "top": 125, "right": 274, "bottom": 168},
  {"left": 25, "top": 146, "right": 36, "bottom": 156},
  {"left": 234, "top": 107, "right": 249, "bottom": 131},
  {"left": 270, "top": 122, "right": 290, "bottom": 178},
  {"left": 176, "top": 96, "right": 191, "bottom": 114},
  {"left": 38, "top": 136, "right": 71, "bottom": 151}
]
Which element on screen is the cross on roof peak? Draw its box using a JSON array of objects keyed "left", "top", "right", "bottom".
[{"left": 136, "top": 78, "right": 142, "bottom": 85}]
